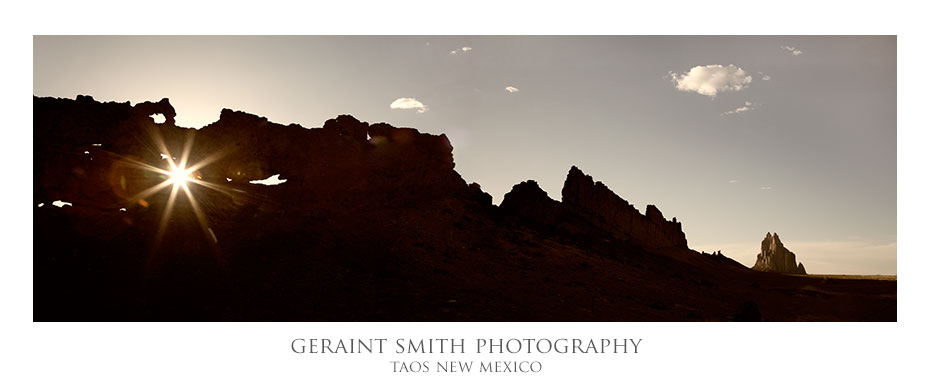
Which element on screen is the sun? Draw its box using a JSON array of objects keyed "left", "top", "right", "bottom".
[
  {"left": 166, "top": 163, "right": 194, "bottom": 187},
  {"left": 114, "top": 129, "right": 232, "bottom": 257}
]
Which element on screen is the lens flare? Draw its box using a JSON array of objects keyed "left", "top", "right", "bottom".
[
  {"left": 111, "top": 128, "right": 237, "bottom": 269},
  {"left": 167, "top": 163, "right": 194, "bottom": 187}
]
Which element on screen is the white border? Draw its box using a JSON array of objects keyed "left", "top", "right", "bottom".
[{"left": 4, "top": 1, "right": 929, "bottom": 383}]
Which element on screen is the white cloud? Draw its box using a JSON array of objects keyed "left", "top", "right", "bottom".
[
  {"left": 52, "top": 200, "right": 73, "bottom": 208},
  {"left": 781, "top": 45, "right": 803, "bottom": 56},
  {"left": 758, "top": 72, "right": 771, "bottom": 81},
  {"left": 760, "top": 186, "right": 772, "bottom": 190},
  {"left": 390, "top": 97, "right": 428, "bottom": 113},
  {"left": 669, "top": 64, "right": 752, "bottom": 97},
  {"left": 449, "top": 46, "right": 472, "bottom": 55},
  {"left": 505, "top": 86, "right": 520, "bottom": 93},
  {"left": 249, "top": 174, "right": 287, "bottom": 186},
  {"left": 729, "top": 179, "right": 738, "bottom": 184},
  {"left": 722, "top": 101, "right": 757, "bottom": 116}
]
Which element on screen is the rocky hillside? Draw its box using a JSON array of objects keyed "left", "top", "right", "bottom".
[{"left": 33, "top": 96, "right": 894, "bottom": 321}]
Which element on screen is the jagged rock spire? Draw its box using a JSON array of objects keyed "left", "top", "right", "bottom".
[
  {"left": 560, "top": 166, "right": 687, "bottom": 249},
  {"left": 752, "top": 232, "right": 807, "bottom": 274}
]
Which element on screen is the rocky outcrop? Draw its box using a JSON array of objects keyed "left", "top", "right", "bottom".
[
  {"left": 752, "top": 232, "right": 807, "bottom": 274},
  {"left": 33, "top": 96, "right": 475, "bottom": 214},
  {"left": 560, "top": 166, "right": 688, "bottom": 249},
  {"left": 500, "top": 180, "right": 562, "bottom": 222},
  {"left": 34, "top": 95, "right": 896, "bottom": 322}
]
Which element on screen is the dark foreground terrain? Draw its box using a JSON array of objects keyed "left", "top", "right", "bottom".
[{"left": 33, "top": 96, "right": 896, "bottom": 321}]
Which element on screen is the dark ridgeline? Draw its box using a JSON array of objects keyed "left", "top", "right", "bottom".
[{"left": 33, "top": 96, "right": 895, "bottom": 321}]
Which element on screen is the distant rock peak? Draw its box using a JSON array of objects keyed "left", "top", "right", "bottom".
[{"left": 753, "top": 232, "right": 806, "bottom": 274}]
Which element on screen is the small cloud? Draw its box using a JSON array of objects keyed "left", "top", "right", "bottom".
[
  {"left": 249, "top": 174, "right": 287, "bottom": 186},
  {"left": 390, "top": 97, "right": 428, "bottom": 113},
  {"left": 52, "top": 200, "right": 73, "bottom": 207},
  {"left": 722, "top": 101, "right": 758, "bottom": 116},
  {"left": 37, "top": 203, "right": 44, "bottom": 207},
  {"left": 449, "top": 46, "right": 472, "bottom": 55},
  {"left": 669, "top": 64, "right": 752, "bottom": 97},
  {"left": 505, "top": 86, "right": 520, "bottom": 93},
  {"left": 729, "top": 179, "right": 738, "bottom": 184},
  {"left": 781, "top": 46, "right": 803, "bottom": 56},
  {"left": 758, "top": 72, "right": 771, "bottom": 81},
  {"left": 760, "top": 186, "right": 772, "bottom": 190}
]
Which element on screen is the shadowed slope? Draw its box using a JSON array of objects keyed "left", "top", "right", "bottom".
[{"left": 33, "top": 96, "right": 895, "bottom": 321}]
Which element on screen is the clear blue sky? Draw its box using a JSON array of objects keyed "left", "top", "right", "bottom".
[{"left": 33, "top": 36, "right": 896, "bottom": 274}]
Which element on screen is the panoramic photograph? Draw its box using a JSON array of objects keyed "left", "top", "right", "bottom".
[{"left": 33, "top": 36, "right": 895, "bottom": 321}]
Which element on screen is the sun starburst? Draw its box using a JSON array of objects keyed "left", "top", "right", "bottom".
[
  {"left": 112, "top": 127, "right": 237, "bottom": 268},
  {"left": 166, "top": 162, "right": 195, "bottom": 187}
]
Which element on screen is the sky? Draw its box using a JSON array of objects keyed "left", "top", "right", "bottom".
[{"left": 33, "top": 36, "right": 896, "bottom": 274}]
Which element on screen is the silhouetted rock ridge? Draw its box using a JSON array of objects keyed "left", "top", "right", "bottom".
[
  {"left": 34, "top": 95, "right": 895, "bottom": 322},
  {"left": 33, "top": 96, "right": 476, "bottom": 216},
  {"left": 561, "top": 166, "right": 688, "bottom": 249}
]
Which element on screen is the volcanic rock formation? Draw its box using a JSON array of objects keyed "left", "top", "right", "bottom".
[
  {"left": 752, "top": 232, "right": 807, "bottom": 274},
  {"left": 500, "top": 167, "right": 689, "bottom": 251},
  {"left": 561, "top": 166, "right": 687, "bottom": 249},
  {"left": 33, "top": 95, "right": 895, "bottom": 321}
]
